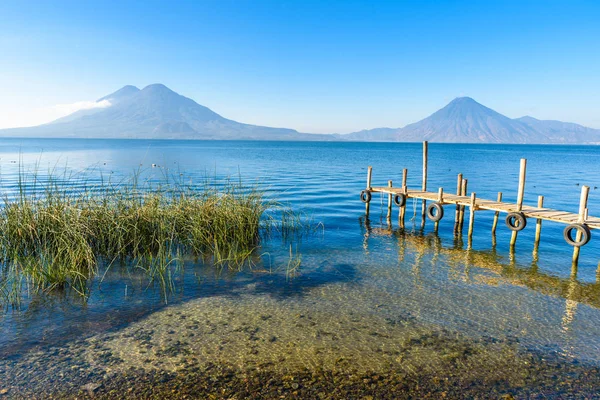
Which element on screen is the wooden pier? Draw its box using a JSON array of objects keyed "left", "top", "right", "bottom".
[
  {"left": 360, "top": 141, "right": 598, "bottom": 268},
  {"left": 368, "top": 187, "right": 600, "bottom": 230}
]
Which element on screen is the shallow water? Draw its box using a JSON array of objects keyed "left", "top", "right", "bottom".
[{"left": 1, "top": 139, "right": 600, "bottom": 397}]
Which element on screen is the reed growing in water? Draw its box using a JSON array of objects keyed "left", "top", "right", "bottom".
[{"left": 0, "top": 168, "right": 307, "bottom": 304}]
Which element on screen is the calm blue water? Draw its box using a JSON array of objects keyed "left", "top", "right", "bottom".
[
  {"left": 2, "top": 139, "right": 598, "bottom": 277},
  {"left": 1, "top": 139, "right": 600, "bottom": 394}
]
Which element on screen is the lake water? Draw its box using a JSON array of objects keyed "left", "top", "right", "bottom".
[{"left": 1, "top": 138, "right": 600, "bottom": 398}]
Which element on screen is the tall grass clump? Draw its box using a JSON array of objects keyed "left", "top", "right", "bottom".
[{"left": 0, "top": 168, "right": 307, "bottom": 304}]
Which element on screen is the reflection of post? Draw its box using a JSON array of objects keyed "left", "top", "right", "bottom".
[
  {"left": 421, "top": 141, "right": 428, "bottom": 229},
  {"left": 530, "top": 257, "right": 539, "bottom": 274},
  {"left": 508, "top": 237, "right": 517, "bottom": 266},
  {"left": 386, "top": 180, "right": 393, "bottom": 223},
  {"left": 572, "top": 185, "right": 590, "bottom": 269},
  {"left": 454, "top": 173, "right": 462, "bottom": 234},
  {"left": 533, "top": 195, "right": 544, "bottom": 260},
  {"left": 463, "top": 244, "right": 473, "bottom": 282},
  {"left": 430, "top": 235, "right": 442, "bottom": 269},
  {"left": 458, "top": 179, "right": 468, "bottom": 232},
  {"left": 510, "top": 159, "right": 527, "bottom": 249},
  {"left": 413, "top": 241, "right": 425, "bottom": 288},
  {"left": 365, "top": 166, "right": 373, "bottom": 216},
  {"left": 453, "top": 234, "right": 464, "bottom": 250},
  {"left": 397, "top": 231, "right": 407, "bottom": 263},
  {"left": 561, "top": 277, "right": 579, "bottom": 335},
  {"left": 362, "top": 217, "right": 372, "bottom": 253},
  {"left": 468, "top": 192, "right": 476, "bottom": 248},
  {"left": 400, "top": 168, "right": 407, "bottom": 228}
]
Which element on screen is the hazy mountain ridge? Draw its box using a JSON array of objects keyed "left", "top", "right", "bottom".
[
  {"left": 1, "top": 84, "right": 329, "bottom": 140},
  {"left": 397, "top": 97, "right": 540, "bottom": 143},
  {"left": 342, "top": 97, "right": 600, "bottom": 144},
  {"left": 515, "top": 116, "right": 600, "bottom": 144},
  {"left": 1, "top": 85, "right": 598, "bottom": 143}
]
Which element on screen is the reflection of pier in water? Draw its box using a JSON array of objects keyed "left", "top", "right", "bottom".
[{"left": 359, "top": 216, "right": 600, "bottom": 329}]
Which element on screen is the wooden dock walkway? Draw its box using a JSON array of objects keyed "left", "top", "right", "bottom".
[
  {"left": 368, "top": 187, "right": 600, "bottom": 230},
  {"left": 360, "top": 141, "right": 598, "bottom": 270}
]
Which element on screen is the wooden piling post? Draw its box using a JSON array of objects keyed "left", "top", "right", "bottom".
[
  {"left": 533, "top": 195, "right": 544, "bottom": 258},
  {"left": 454, "top": 173, "right": 463, "bottom": 234},
  {"left": 400, "top": 168, "right": 407, "bottom": 228},
  {"left": 421, "top": 141, "right": 428, "bottom": 229},
  {"left": 516, "top": 159, "right": 527, "bottom": 211},
  {"left": 458, "top": 178, "right": 468, "bottom": 232},
  {"left": 491, "top": 192, "right": 502, "bottom": 236},
  {"left": 387, "top": 180, "right": 393, "bottom": 222},
  {"left": 365, "top": 166, "right": 373, "bottom": 216},
  {"left": 422, "top": 141, "right": 428, "bottom": 188},
  {"left": 572, "top": 185, "right": 590, "bottom": 267},
  {"left": 468, "top": 192, "right": 476, "bottom": 246},
  {"left": 509, "top": 232, "right": 517, "bottom": 251},
  {"left": 434, "top": 187, "right": 443, "bottom": 232},
  {"left": 510, "top": 159, "right": 527, "bottom": 248}
]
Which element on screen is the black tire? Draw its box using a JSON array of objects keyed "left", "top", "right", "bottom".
[
  {"left": 393, "top": 193, "right": 406, "bottom": 207},
  {"left": 360, "top": 190, "right": 371, "bottom": 204},
  {"left": 426, "top": 202, "right": 444, "bottom": 222},
  {"left": 505, "top": 212, "right": 527, "bottom": 231},
  {"left": 563, "top": 223, "right": 591, "bottom": 247}
]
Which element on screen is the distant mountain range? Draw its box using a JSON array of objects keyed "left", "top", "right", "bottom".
[
  {"left": 1, "top": 84, "right": 329, "bottom": 141},
  {"left": 343, "top": 97, "right": 600, "bottom": 144},
  {"left": 1, "top": 84, "right": 599, "bottom": 144}
]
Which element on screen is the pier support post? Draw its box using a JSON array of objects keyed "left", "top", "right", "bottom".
[
  {"left": 365, "top": 166, "right": 373, "bottom": 216},
  {"left": 491, "top": 192, "right": 502, "bottom": 236},
  {"left": 421, "top": 141, "right": 428, "bottom": 229},
  {"left": 458, "top": 178, "right": 468, "bottom": 232},
  {"left": 533, "top": 195, "right": 544, "bottom": 260},
  {"left": 400, "top": 168, "right": 407, "bottom": 228},
  {"left": 454, "top": 173, "right": 463, "bottom": 234},
  {"left": 468, "top": 192, "right": 476, "bottom": 247},
  {"left": 387, "top": 180, "right": 393, "bottom": 223},
  {"left": 572, "top": 185, "right": 590, "bottom": 268},
  {"left": 510, "top": 159, "right": 527, "bottom": 249},
  {"left": 434, "top": 187, "right": 443, "bottom": 233}
]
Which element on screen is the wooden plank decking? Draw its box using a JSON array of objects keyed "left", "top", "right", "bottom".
[{"left": 369, "top": 187, "right": 600, "bottom": 230}]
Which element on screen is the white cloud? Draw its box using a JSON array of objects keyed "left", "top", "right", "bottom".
[
  {"left": 50, "top": 99, "right": 112, "bottom": 115},
  {"left": 0, "top": 99, "right": 112, "bottom": 129}
]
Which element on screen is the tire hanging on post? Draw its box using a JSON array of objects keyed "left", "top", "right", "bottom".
[
  {"left": 426, "top": 202, "right": 444, "bottom": 222},
  {"left": 506, "top": 212, "right": 527, "bottom": 232},
  {"left": 393, "top": 193, "right": 406, "bottom": 207},
  {"left": 563, "top": 223, "right": 591, "bottom": 247},
  {"left": 360, "top": 190, "right": 372, "bottom": 204}
]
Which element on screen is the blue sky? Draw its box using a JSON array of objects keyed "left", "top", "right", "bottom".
[{"left": 0, "top": 0, "right": 599, "bottom": 132}]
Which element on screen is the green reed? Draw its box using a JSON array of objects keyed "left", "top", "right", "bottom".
[{"left": 0, "top": 168, "right": 307, "bottom": 305}]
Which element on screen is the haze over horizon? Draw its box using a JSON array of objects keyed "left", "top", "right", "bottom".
[{"left": 1, "top": 1, "right": 599, "bottom": 133}]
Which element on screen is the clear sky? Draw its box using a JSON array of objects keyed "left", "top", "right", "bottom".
[{"left": 0, "top": 0, "right": 599, "bottom": 133}]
